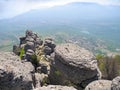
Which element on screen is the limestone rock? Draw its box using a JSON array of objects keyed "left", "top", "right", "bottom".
[
  {"left": 34, "top": 85, "right": 77, "bottom": 90},
  {"left": 13, "top": 30, "right": 43, "bottom": 61},
  {"left": 34, "top": 73, "right": 48, "bottom": 88},
  {"left": 43, "top": 37, "right": 56, "bottom": 55},
  {"left": 85, "top": 80, "right": 112, "bottom": 90},
  {"left": 13, "top": 44, "right": 20, "bottom": 55},
  {"left": 43, "top": 46, "right": 52, "bottom": 55},
  {"left": 111, "top": 76, "right": 120, "bottom": 90},
  {"left": 26, "top": 30, "right": 34, "bottom": 37},
  {"left": 26, "top": 49, "right": 35, "bottom": 61},
  {"left": 24, "top": 41, "right": 35, "bottom": 52},
  {"left": 20, "top": 37, "right": 26, "bottom": 45},
  {"left": 35, "top": 38, "right": 43, "bottom": 47},
  {"left": 26, "top": 37, "right": 35, "bottom": 42},
  {"left": 0, "top": 52, "right": 35, "bottom": 90},
  {"left": 37, "top": 63, "right": 48, "bottom": 74},
  {"left": 49, "top": 43, "right": 101, "bottom": 88}
]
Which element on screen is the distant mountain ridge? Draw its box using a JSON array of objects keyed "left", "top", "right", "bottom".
[{"left": 1, "top": 2, "right": 120, "bottom": 23}]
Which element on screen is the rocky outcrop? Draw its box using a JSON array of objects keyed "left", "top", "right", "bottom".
[
  {"left": 34, "top": 85, "right": 77, "bottom": 90},
  {"left": 49, "top": 43, "right": 101, "bottom": 89},
  {"left": 13, "top": 30, "right": 43, "bottom": 61},
  {"left": 43, "top": 37, "right": 56, "bottom": 55},
  {"left": 0, "top": 52, "right": 35, "bottom": 90},
  {"left": 85, "top": 80, "right": 112, "bottom": 90},
  {"left": 111, "top": 76, "right": 120, "bottom": 90},
  {"left": 34, "top": 73, "right": 48, "bottom": 88}
]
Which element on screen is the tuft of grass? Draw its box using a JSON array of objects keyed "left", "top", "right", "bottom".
[{"left": 20, "top": 48, "right": 25, "bottom": 60}]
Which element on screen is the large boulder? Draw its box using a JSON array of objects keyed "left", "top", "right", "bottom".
[
  {"left": 34, "top": 85, "right": 77, "bottom": 90},
  {"left": 0, "top": 52, "right": 35, "bottom": 90},
  {"left": 49, "top": 43, "right": 101, "bottom": 88},
  {"left": 111, "top": 76, "right": 120, "bottom": 90},
  {"left": 85, "top": 80, "right": 112, "bottom": 90}
]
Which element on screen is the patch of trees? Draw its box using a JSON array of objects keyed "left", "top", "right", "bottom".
[{"left": 96, "top": 54, "right": 120, "bottom": 80}]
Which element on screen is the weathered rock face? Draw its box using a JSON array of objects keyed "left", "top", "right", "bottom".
[
  {"left": 24, "top": 30, "right": 43, "bottom": 52},
  {"left": 34, "top": 73, "right": 48, "bottom": 88},
  {"left": 111, "top": 76, "right": 120, "bottom": 90},
  {"left": 85, "top": 80, "right": 112, "bottom": 90},
  {"left": 0, "top": 52, "right": 35, "bottom": 90},
  {"left": 43, "top": 37, "right": 56, "bottom": 55},
  {"left": 49, "top": 43, "right": 101, "bottom": 89},
  {"left": 34, "top": 85, "right": 77, "bottom": 90},
  {"left": 13, "top": 44, "right": 20, "bottom": 55},
  {"left": 13, "top": 30, "right": 43, "bottom": 61}
]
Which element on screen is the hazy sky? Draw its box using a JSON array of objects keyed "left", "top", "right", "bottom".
[{"left": 0, "top": 0, "right": 120, "bottom": 19}]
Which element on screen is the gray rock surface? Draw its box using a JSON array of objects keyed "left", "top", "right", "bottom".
[
  {"left": 25, "top": 41, "right": 35, "bottom": 52},
  {"left": 13, "top": 44, "right": 20, "bottom": 55},
  {"left": 111, "top": 76, "right": 120, "bottom": 90},
  {"left": 34, "top": 85, "right": 77, "bottom": 90},
  {"left": 49, "top": 43, "right": 101, "bottom": 88},
  {"left": 34, "top": 73, "right": 48, "bottom": 88},
  {"left": 43, "top": 37, "right": 56, "bottom": 55},
  {"left": 37, "top": 62, "right": 48, "bottom": 74},
  {"left": 20, "top": 37, "right": 26, "bottom": 45},
  {"left": 43, "top": 46, "right": 52, "bottom": 55},
  {"left": 26, "top": 49, "right": 35, "bottom": 61},
  {"left": 35, "top": 38, "right": 43, "bottom": 47},
  {"left": 0, "top": 52, "right": 35, "bottom": 90},
  {"left": 85, "top": 80, "right": 112, "bottom": 90},
  {"left": 14, "top": 30, "right": 43, "bottom": 61}
]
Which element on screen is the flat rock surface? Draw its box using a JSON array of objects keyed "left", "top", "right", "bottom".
[
  {"left": 85, "top": 80, "right": 112, "bottom": 90},
  {"left": 34, "top": 85, "right": 77, "bottom": 90},
  {"left": 55, "top": 43, "right": 97, "bottom": 69}
]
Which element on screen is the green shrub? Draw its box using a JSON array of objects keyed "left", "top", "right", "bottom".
[
  {"left": 96, "top": 54, "right": 119, "bottom": 80},
  {"left": 19, "top": 48, "right": 25, "bottom": 60}
]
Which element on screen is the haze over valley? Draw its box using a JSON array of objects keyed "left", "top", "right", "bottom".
[{"left": 0, "top": 1, "right": 120, "bottom": 55}]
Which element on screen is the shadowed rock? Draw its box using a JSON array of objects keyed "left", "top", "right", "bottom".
[
  {"left": 13, "top": 44, "right": 20, "bottom": 55},
  {"left": 0, "top": 52, "right": 35, "bottom": 90},
  {"left": 25, "top": 41, "right": 35, "bottom": 52},
  {"left": 20, "top": 37, "right": 26, "bottom": 45}
]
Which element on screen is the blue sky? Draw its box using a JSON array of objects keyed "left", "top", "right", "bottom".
[{"left": 0, "top": 0, "right": 120, "bottom": 19}]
